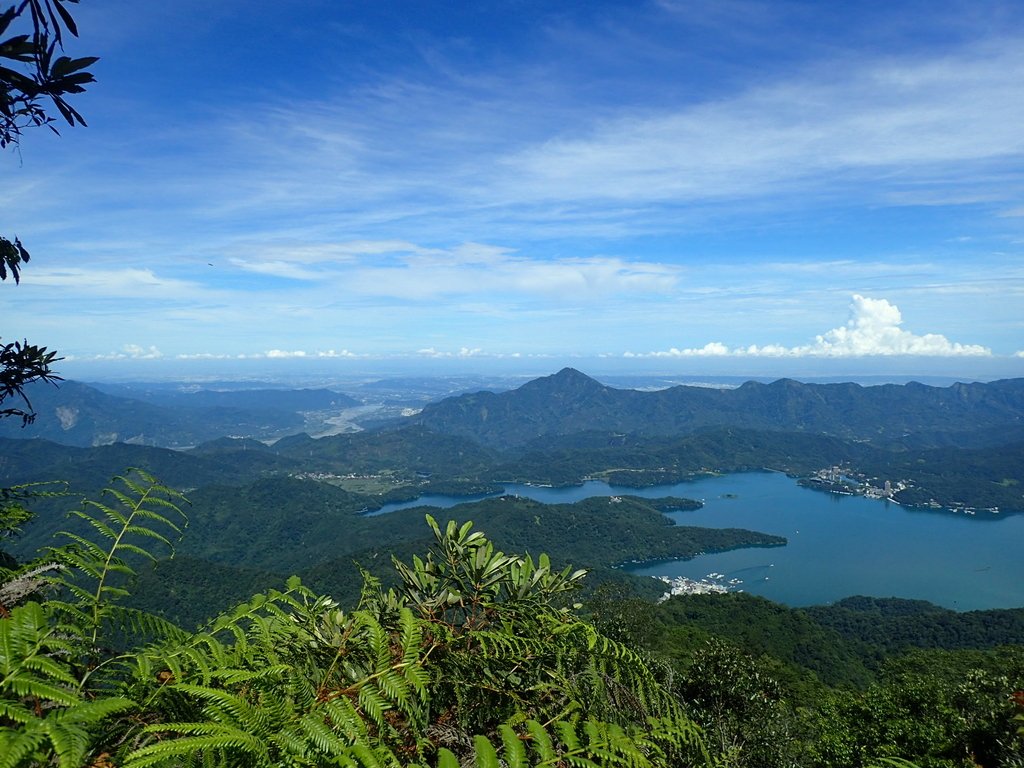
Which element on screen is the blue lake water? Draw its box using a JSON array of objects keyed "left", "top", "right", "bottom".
[{"left": 372, "top": 472, "right": 1024, "bottom": 610}]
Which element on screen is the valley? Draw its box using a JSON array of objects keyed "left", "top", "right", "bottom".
[
  {"left": 3, "top": 368, "right": 1024, "bottom": 767},
  {"left": 2, "top": 368, "right": 1022, "bottom": 624}
]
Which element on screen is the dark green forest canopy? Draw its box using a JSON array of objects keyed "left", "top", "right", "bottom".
[
  {"left": 3, "top": 471, "right": 1022, "bottom": 768},
  {"left": 3, "top": 419, "right": 1023, "bottom": 517},
  {"left": 120, "top": 491, "right": 783, "bottom": 628}
]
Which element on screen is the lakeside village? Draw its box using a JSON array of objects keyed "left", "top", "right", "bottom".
[
  {"left": 657, "top": 572, "right": 745, "bottom": 601},
  {"left": 798, "top": 466, "right": 999, "bottom": 515},
  {"left": 800, "top": 466, "right": 910, "bottom": 501}
]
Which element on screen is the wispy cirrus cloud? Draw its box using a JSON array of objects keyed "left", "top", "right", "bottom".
[
  {"left": 20, "top": 268, "right": 203, "bottom": 299},
  {"left": 224, "top": 240, "right": 679, "bottom": 300},
  {"left": 500, "top": 42, "right": 1024, "bottom": 209},
  {"left": 64, "top": 30, "right": 1022, "bottom": 247},
  {"left": 228, "top": 260, "right": 325, "bottom": 281}
]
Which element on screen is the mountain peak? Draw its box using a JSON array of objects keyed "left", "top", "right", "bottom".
[
  {"left": 517, "top": 368, "right": 605, "bottom": 394},
  {"left": 552, "top": 367, "right": 596, "bottom": 383}
]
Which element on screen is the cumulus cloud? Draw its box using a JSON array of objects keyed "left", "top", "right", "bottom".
[
  {"left": 625, "top": 342, "right": 730, "bottom": 358},
  {"left": 635, "top": 295, "right": 991, "bottom": 358},
  {"left": 265, "top": 349, "right": 307, "bottom": 359},
  {"left": 176, "top": 349, "right": 360, "bottom": 360},
  {"left": 176, "top": 352, "right": 241, "bottom": 360},
  {"left": 92, "top": 344, "right": 163, "bottom": 360},
  {"left": 794, "top": 295, "right": 990, "bottom": 357},
  {"left": 315, "top": 349, "right": 359, "bottom": 358},
  {"left": 417, "top": 347, "right": 485, "bottom": 358},
  {"left": 264, "top": 349, "right": 361, "bottom": 359}
]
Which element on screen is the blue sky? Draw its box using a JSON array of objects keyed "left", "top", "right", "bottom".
[{"left": 4, "top": 0, "right": 1024, "bottom": 379}]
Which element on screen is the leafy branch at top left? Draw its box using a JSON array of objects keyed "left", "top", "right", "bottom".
[
  {"left": 2, "top": 0, "right": 95, "bottom": 427},
  {"left": 1, "top": 0, "right": 97, "bottom": 150}
]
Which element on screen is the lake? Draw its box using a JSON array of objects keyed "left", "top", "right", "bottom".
[{"left": 373, "top": 472, "right": 1024, "bottom": 611}]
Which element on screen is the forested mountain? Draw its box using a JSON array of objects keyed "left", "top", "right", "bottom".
[
  {"left": 408, "top": 367, "right": 1024, "bottom": 448},
  {"left": 271, "top": 424, "right": 498, "bottom": 477},
  {"left": 805, "top": 596, "right": 1024, "bottom": 654},
  {"left": 4, "top": 461, "right": 780, "bottom": 627},
  {"left": 3, "top": 411, "right": 1023, "bottom": 522},
  {"left": 0, "top": 380, "right": 355, "bottom": 447},
  {"left": 0, "top": 435, "right": 301, "bottom": 492},
  {"left": 488, "top": 427, "right": 1024, "bottom": 510},
  {"left": 88, "top": 382, "right": 357, "bottom": 411}
]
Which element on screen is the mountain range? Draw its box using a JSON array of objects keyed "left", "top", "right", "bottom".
[
  {"left": 7, "top": 369, "right": 1024, "bottom": 452},
  {"left": 408, "top": 367, "right": 1024, "bottom": 448},
  {"left": 0, "top": 380, "right": 356, "bottom": 448}
]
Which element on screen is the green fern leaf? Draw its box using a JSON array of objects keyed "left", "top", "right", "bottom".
[
  {"left": 435, "top": 747, "right": 461, "bottom": 768},
  {"left": 526, "top": 719, "right": 556, "bottom": 762},
  {"left": 555, "top": 720, "right": 582, "bottom": 754},
  {"left": 473, "top": 734, "right": 501, "bottom": 768},
  {"left": 498, "top": 724, "right": 527, "bottom": 768},
  {"left": 0, "top": 725, "right": 47, "bottom": 768}
]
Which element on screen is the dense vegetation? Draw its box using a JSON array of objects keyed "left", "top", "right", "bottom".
[
  {"left": 2, "top": 472, "right": 1022, "bottom": 767},
  {"left": 122, "top": 490, "right": 782, "bottom": 630},
  {"left": 0, "top": 472, "right": 711, "bottom": 767}
]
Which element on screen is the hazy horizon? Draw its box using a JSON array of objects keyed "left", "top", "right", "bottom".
[{"left": 57, "top": 355, "right": 1023, "bottom": 388}]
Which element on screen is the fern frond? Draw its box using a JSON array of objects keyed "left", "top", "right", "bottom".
[
  {"left": 125, "top": 722, "right": 269, "bottom": 768},
  {"left": 51, "top": 470, "right": 189, "bottom": 653},
  {"left": 0, "top": 603, "right": 135, "bottom": 768},
  {"left": 0, "top": 725, "right": 47, "bottom": 768}
]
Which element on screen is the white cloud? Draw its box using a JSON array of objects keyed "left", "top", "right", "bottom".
[
  {"left": 315, "top": 349, "right": 359, "bottom": 358},
  {"left": 635, "top": 295, "right": 991, "bottom": 358},
  {"left": 625, "top": 342, "right": 731, "bottom": 358},
  {"left": 92, "top": 344, "right": 164, "bottom": 360},
  {"left": 347, "top": 252, "right": 678, "bottom": 300},
  {"left": 228, "top": 259, "right": 324, "bottom": 281},
  {"left": 264, "top": 349, "right": 308, "bottom": 359},
  {"left": 255, "top": 349, "right": 363, "bottom": 359},
  {"left": 416, "top": 347, "right": 484, "bottom": 358},
  {"left": 502, "top": 41, "right": 1024, "bottom": 206},
  {"left": 23, "top": 268, "right": 201, "bottom": 299},
  {"left": 793, "top": 295, "right": 990, "bottom": 357},
  {"left": 215, "top": 238, "right": 678, "bottom": 299},
  {"left": 225, "top": 240, "right": 432, "bottom": 267}
]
